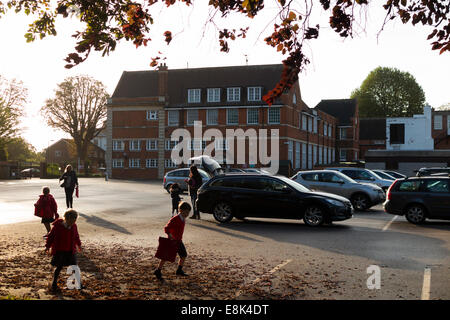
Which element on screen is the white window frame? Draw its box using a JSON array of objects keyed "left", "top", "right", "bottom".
[
  {"left": 247, "top": 108, "right": 259, "bottom": 125},
  {"left": 165, "top": 139, "right": 178, "bottom": 151},
  {"left": 339, "top": 127, "right": 347, "bottom": 140},
  {"left": 313, "top": 117, "right": 318, "bottom": 133},
  {"left": 189, "top": 139, "right": 203, "bottom": 151},
  {"left": 308, "top": 117, "right": 312, "bottom": 132},
  {"left": 295, "top": 142, "right": 300, "bottom": 169},
  {"left": 302, "top": 115, "right": 307, "bottom": 131},
  {"left": 112, "top": 140, "right": 124, "bottom": 151},
  {"left": 146, "top": 159, "right": 158, "bottom": 168},
  {"left": 340, "top": 149, "right": 347, "bottom": 161},
  {"left": 187, "top": 109, "right": 199, "bottom": 126},
  {"left": 268, "top": 107, "right": 281, "bottom": 124},
  {"left": 434, "top": 115, "right": 443, "bottom": 130},
  {"left": 146, "top": 139, "right": 158, "bottom": 151},
  {"left": 112, "top": 159, "right": 124, "bottom": 168},
  {"left": 146, "top": 110, "right": 158, "bottom": 120},
  {"left": 227, "top": 108, "right": 239, "bottom": 125},
  {"left": 55, "top": 150, "right": 61, "bottom": 157},
  {"left": 168, "top": 110, "right": 179, "bottom": 126},
  {"left": 247, "top": 87, "right": 262, "bottom": 101},
  {"left": 227, "top": 87, "right": 241, "bottom": 102},
  {"left": 129, "top": 140, "right": 141, "bottom": 151},
  {"left": 215, "top": 138, "right": 229, "bottom": 151},
  {"left": 188, "top": 89, "right": 201, "bottom": 103},
  {"left": 301, "top": 143, "right": 307, "bottom": 169},
  {"left": 129, "top": 158, "right": 140, "bottom": 168},
  {"left": 207, "top": 88, "right": 220, "bottom": 103},
  {"left": 207, "top": 109, "right": 219, "bottom": 125},
  {"left": 165, "top": 159, "right": 177, "bottom": 168}
]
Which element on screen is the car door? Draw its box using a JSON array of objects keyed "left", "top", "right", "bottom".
[
  {"left": 229, "top": 177, "right": 265, "bottom": 217},
  {"left": 256, "top": 177, "right": 299, "bottom": 219},
  {"left": 420, "top": 179, "right": 450, "bottom": 218},
  {"left": 298, "top": 172, "right": 321, "bottom": 191},
  {"left": 318, "top": 172, "right": 347, "bottom": 197}
]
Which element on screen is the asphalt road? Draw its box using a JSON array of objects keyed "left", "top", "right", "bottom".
[{"left": 1, "top": 177, "right": 449, "bottom": 300}]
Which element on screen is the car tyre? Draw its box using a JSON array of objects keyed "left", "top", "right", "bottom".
[
  {"left": 405, "top": 205, "right": 427, "bottom": 224},
  {"left": 212, "top": 202, "right": 234, "bottom": 223},
  {"left": 303, "top": 205, "right": 325, "bottom": 227},
  {"left": 351, "top": 193, "right": 370, "bottom": 211}
]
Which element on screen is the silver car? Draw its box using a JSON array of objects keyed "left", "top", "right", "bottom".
[
  {"left": 292, "top": 170, "right": 385, "bottom": 211},
  {"left": 163, "top": 168, "right": 210, "bottom": 193},
  {"left": 325, "top": 167, "right": 393, "bottom": 192}
]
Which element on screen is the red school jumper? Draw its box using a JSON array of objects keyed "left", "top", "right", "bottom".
[
  {"left": 45, "top": 219, "right": 81, "bottom": 255},
  {"left": 34, "top": 194, "right": 58, "bottom": 219},
  {"left": 164, "top": 214, "right": 185, "bottom": 241}
]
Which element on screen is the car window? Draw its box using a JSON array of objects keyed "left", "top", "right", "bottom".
[
  {"left": 260, "top": 178, "right": 288, "bottom": 192},
  {"left": 210, "top": 178, "right": 236, "bottom": 188},
  {"left": 320, "top": 172, "right": 345, "bottom": 183},
  {"left": 301, "top": 173, "right": 319, "bottom": 181},
  {"left": 422, "top": 179, "right": 449, "bottom": 193},
  {"left": 342, "top": 170, "right": 358, "bottom": 179},
  {"left": 358, "top": 171, "right": 375, "bottom": 180},
  {"left": 398, "top": 180, "right": 421, "bottom": 192},
  {"left": 167, "top": 171, "right": 175, "bottom": 177}
]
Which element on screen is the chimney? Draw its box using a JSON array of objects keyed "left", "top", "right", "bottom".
[{"left": 157, "top": 63, "right": 168, "bottom": 98}]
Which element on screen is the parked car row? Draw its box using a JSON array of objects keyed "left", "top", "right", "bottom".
[{"left": 163, "top": 158, "right": 450, "bottom": 226}]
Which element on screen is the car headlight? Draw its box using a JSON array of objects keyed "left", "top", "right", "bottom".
[{"left": 325, "top": 198, "right": 345, "bottom": 207}]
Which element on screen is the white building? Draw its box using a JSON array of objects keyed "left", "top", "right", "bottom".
[{"left": 386, "top": 105, "right": 434, "bottom": 151}]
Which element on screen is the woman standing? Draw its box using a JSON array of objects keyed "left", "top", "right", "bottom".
[
  {"left": 59, "top": 164, "right": 79, "bottom": 209},
  {"left": 186, "top": 165, "right": 203, "bottom": 220}
]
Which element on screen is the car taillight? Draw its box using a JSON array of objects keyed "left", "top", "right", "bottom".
[
  {"left": 386, "top": 179, "right": 399, "bottom": 200},
  {"left": 163, "top": 177, "right": 166, "bottom": 184}
]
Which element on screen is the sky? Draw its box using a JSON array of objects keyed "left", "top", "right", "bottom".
[{"left": 0, "top": 1, "right": 449, "bottom": 152}]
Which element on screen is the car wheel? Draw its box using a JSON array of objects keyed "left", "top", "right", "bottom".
[
  {"left": 212, "top": 202, "right": 234, "bottom": 223},
  {"left": 405, "top": 205, "right": 426, "bottom": 224},
  {"left": 303, "top": 205, "right": 325, "bottom": 227},
  {"left": 351, "top": 193, "right": 370, "bottom": 211}
]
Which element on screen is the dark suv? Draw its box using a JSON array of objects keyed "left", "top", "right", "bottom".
[
  {"left": 196, "top": 174, "right": 353, "bottom": 227},
  {"left": 384, "top": 177, "right": 450, "bottom": 224}
]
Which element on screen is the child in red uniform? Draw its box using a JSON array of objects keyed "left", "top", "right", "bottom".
[
  {"left": 45, "top": 209, "right": 82, "bottom": 292},
  {"left": 154, "top": 201, "right": 191, "bottom": 281},
  {"left": 34, "top": 187, "right": 59, "bottom": 237}
]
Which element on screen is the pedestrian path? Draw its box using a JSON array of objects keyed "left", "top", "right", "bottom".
[{"left": 0, "top": 202, "right": 36, "bottom": 225}]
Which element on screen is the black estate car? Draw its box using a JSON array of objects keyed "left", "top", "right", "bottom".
[
  {"left": 196, "top": 174, "right": 353, "bottom": 227},
  {"left": 384, "top": 177, "right": 450, "bottom": 224}
]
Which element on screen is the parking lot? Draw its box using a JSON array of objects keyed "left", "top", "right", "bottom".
[{"left": 0, "top": 177, "right": 449, "bottom": 299}]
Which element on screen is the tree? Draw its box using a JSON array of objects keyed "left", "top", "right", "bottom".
[
  {"left": 351, "top": 67, "right": 426, "bottom": 118},
  {"left": 1, "top": 1, "right": 449, "bottom": 105},
  {"left": 0, "top": 75, "right": 27, "bottom": 142},
  {"left": 41, "top": 75, "right": 108, "bottom": 174},
  {"left": 5, "top": 137, "right": 42, "bottom": 162}
]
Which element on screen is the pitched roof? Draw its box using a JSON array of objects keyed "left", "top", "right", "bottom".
[
  {"left": 359, "top": 118, "right": 386, "bottom": 140},
  {"left": 111, "top": 64, "right": 287, "bottom": 107},
  {"left": 315, "top": 99, "right": 357, "bottom": 126}
]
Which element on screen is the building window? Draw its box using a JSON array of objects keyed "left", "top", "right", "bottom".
[
  {"left": 227, "top": 87, "right": 240, "bottom": 102},
  {"left": 302, "top": 115, "right": 307, "bottom": 131},
  {"left": 146, "top": 110, "right": 158, "bottom": 120},
  {"left": 207, "top": 88, "right": 220, "bottom": 102},
  {"left": 313, "top": 117, "right": 318, "bottom": 133},
  {"left": 434, "top": 115, "right": 443, "bottom": 130},
  {"left": 247, "top": 87, "right": 262, "bottom": 101},
  {"left": 301, "top": 143, "right": 307, "bottom": 169},
  {"left": 389, "top": 123, "right": 405, "bottom": 144},
  {"left": 112, "top": 159, "right": 124, "bottom": 168},
  {"left": 146, "top": 159, "right": 158, "bottom": 168},
  {"left": 187, "top": 109, "right": 199, "bottom": 126},
  {"left": 129, "top": 140, "right": 141, "bottom": 151},
  {"left": 293, "top": 93, "right": 297, "bottom": 104},
  {"left": 189, "top": 139, "right": 203, "bottom": 151},
  {"left": 165, "top": 159, "right": 177, "bottom": 168},
  {"left": 165, "top": 139, "right": 178, "bottom": 151},
  {"left": 227, "top": 108, "right": 239, "bottom": 125},
  {"left": 328, "top": 124, "right": 332, "bottom": 137},
  {"left": 247, "top": 108, "right": 259, "bottom": 124},
  {"left": 188, "top": 89, "right": 201, "bottom": 103},
  {"left": 146, "top": 139, "right": 158, "bottom": 151},
  {"left": 319, "top": 146, "right": 323, "bottom": 165},
  {"left": 168, "top": 110, "right": 179, "bottom": 126},
  {"left": 295, "top": 142, "right": 300, "bottom": 169},
  {"left": 55, "top": 151, "right": 61, "bottom": 157},
  {"left": 207, "top": 109, "right": 219, "bottom": 125},
  {"left": 268, "top": 107, "right": 281, "bottom": 124},
  {"left": 287, "top": 141, "right": 293, "bottom": 166},
  {"left": 129, "top": 159, "right": 140, "bottom": 168},
  {"left": 215, "top": 138, "right": 229, "bottom": 151},
  {"left": 324, "top": 122, "right": 328, "bottom": 136},
  {"left": 308, "top": 117, "right": 312, "bottom": 132},
  {"left": 340, "top": 149, "right": 347, "bottom": 161},
  {"left": 339, "top": 128, "right": 347, "bottom": 140},
  {"left": 112, "top": 140, "right": 124, "bottom": 151}
]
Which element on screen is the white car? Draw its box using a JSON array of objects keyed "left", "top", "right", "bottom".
[{"left": 325, "top": 167, "right": 393, "bottom": 191}]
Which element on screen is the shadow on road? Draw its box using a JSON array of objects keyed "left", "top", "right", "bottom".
[
  {"left": 78, "top": 212, "right": 132, "bottom": 235},
  {"left": 193, "top": 218, "right": 449, "bottom": 271},
  {"left": 190, "top": 221, "right": 263, "bottom": 243},
  {"left": 418, "top": 220, "right": 450, "bottom": 231}
]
